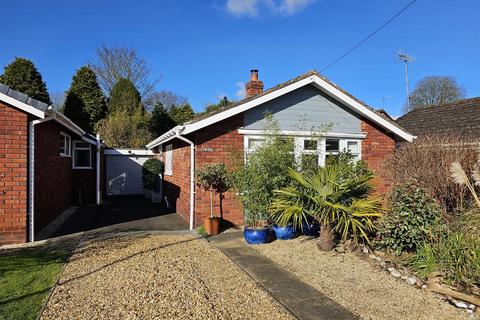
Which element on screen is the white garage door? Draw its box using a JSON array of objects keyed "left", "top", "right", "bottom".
[{"left": 105, "top": 149, "right": 154, "bottom": 196}]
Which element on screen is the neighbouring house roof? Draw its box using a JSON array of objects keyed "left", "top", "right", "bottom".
[
  {"left": 396, "top": 97, "right": 480, "bottom": 137},
  {"left": 0, "top": 82, "right": 97, "bottom": 144},
  {"left": 146, "top": 70, "right": 415, "bottom": 149}
]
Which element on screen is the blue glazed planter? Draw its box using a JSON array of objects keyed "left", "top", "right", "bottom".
[
  {"left": 244, "top": 227, "right": 270, "bottom": 245},
  {"left": 302, "top": 221, "right": 320, "bottom": 237},
  {"left": 273, "top": 224, "right": 297, "bottom": 240}
]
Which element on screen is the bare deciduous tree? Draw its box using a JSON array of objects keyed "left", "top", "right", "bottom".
[
  {"left": 146, "top": 90, "right": 188, "bottom": 110},
  {"left": 89, "top": 45, "right": 160, "bottom": 101},
  {"left": 51, "top": 92, "right": 66, "bottom": 110},
  {"left": 406, "top": 76, "right": 465, "bottom": 112}
]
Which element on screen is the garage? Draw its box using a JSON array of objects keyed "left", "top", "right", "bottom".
[{"left": 105, "top": 149, "right": 154, "bottom": 196}]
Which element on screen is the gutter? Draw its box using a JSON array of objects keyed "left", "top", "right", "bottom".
[
  {"left": 174, "top": 130, "right": 195, "bottom": 230},
  {"left": 96, "top": 133, "right": 102, "bottom": 205},
  {"left": 28, "top": 118, "right": 49, "bottom": 242}
]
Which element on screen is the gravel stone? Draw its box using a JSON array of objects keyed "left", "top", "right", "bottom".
[
  {"left": 390, "top": 269, "right": 402, "bottom": 278},
  {"left": 41, "top": 234, "right": 293, "bottom": 320},
  {"left": 252, "top": 237, "right": 468, "bottom": 320},
  {"left": 406, "top": 277, "right": 417, "bottom": 286},
  {"left": 451, "top": 299, "right": 469, "bottom": 309}
]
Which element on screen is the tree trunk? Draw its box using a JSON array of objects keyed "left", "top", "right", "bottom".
[{"left": 317, "top": 222, "right": 335, "bottom": 251}]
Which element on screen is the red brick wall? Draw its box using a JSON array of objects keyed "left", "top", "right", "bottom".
[
  {"left": 0, "top": 102, "right": 29, "bottom": 245},
  {"left": 157, "top": 114, "right": 399, "bottom": 228},
  {"left": 361, "top": 119, "right": 397, "bottom": 196},
  {"left": 161, "top": 140, "right": 191, "bottom": 223},
  {"left": 35, "top": 121, "right": 96, "bottom": 232},
  {"left": 193, "top": 114, "right": 244, "bottom": 227}
]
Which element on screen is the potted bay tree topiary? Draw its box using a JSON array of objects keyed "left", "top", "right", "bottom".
[
  {"left": 195, "top": 163, "right": 231, "bottom": 236},
  {"left": 142, "top": 158, "right": 164, "bottom": 199}
]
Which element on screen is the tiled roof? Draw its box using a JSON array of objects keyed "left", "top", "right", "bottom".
[
  {"left": 0, "top": 83, "right": 50, "bottom": 111},
  {"left": 396, "top": 97, "right": 480, "bottom": 137}
]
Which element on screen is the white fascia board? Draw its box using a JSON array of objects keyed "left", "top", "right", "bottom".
[
  {"left": 146, "top": 126, "right": 183, "bottom": 149},
  {"left": 104, "top": 149, "right": 155, "bottom": 156},
  {"left": 148, "top": 74, "right": 415, "bottom": 143},
  {"left": 181, "top": 77, "right": 314, "bottom": 136},
  {"left": 0, "top": 92, "right": 46, "bottom": 118},
  {"left": 81, "top": 136, "right": 98, "bottom": 145},
  {"left": 237, "top": 129, "right": 367, "bottom": 139},
  {"left": 310, "top": 75, "right": 415, "bottom": 142},
  {"left": 48, "top": 110, "right": 86, "bottom": 137}
]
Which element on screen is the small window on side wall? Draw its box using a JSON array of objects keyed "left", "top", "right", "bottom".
[
  {"left": 73, "top": 141, "right": 92, "bottom": 169},
  {"left": 60, "top": 132, "right": 71, "bottom": 157},
  {"left": 165, "top": 144, "right": 173, "bottom": 175}
]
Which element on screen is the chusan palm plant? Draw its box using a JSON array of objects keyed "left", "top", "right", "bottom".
[
  {"left": 450, "top": 157, "right": 480, "bottom": 236},
  {"left": 269, "top": 166, "right": 382, "bottom": 251}
]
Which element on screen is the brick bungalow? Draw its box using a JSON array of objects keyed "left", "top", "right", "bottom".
[
  {"left": 0, "top": 84, "right": 100, "bottom": 245},
  {"left": 146, "top": 70, "right": 415, "bottom": 230}
]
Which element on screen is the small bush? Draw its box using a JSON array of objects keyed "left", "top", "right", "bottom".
[
  {"left": 411, "top": 232, "right": 480, "bottom": 288},
  {"left": 142, "top": 158, "right": 164, "bottom": 190},
  {"left": 378, "top": 182, "right": 444, "bottom": 254},
  {"left": 196, "top": 225, "right": 208, "bottom": 238}
]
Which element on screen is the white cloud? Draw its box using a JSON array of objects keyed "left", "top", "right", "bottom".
[
  {"left": 277, "top": 0, "right": 315, "bottom": 15},
  {"left": 235, "top": 81, "right": 246, "bottom": 99},
  {"left": 225, "top": 0, "right": 259, "bottom": 17},
  {"left": 224, "top": 0, "right": 315, "bottom": 17}
]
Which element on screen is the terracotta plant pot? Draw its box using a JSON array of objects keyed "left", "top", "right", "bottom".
[{"left": 204, "top": 217, "right": 221, "bottom": 235}]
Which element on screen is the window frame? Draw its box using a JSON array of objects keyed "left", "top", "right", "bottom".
[
  {"left": 72, "top": 140, "right": 92, "bottom": 169},
  {"left": 243, "top": 134, "right": 362, "bottom": 168},
  {"left": 60, "top": 132, "right": 71, "bottom": 157},
  {"left": 164, "top": 144, "right": 173, "bottom": 176}
]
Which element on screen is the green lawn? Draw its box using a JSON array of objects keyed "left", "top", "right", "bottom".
[{"left": 0, "top": 248, "right": 69, "bottom": 320}]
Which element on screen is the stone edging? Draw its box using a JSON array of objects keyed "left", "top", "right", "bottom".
[{"left": 359, "top": 246, "right": 478, "bottom": 319}]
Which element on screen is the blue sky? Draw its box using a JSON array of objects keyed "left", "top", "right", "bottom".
[{"left": 1, "top": 0, "right": 479, "bottom": 116}]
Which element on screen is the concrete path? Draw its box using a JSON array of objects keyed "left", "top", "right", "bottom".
[
  {"left": 51, "top": 196, "right": 188, "bottom": 238},
  {"left": 209, "top": 232, "right": 358, "bottom": 320}
]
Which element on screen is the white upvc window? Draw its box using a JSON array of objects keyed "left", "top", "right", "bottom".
[
  {"left": 60, "top": 132, "right": 71, "bottom": 157},
  {"left": 73, "top": 141, "right": 92, "bottom": 169},
  {"left": 344, "top": 140, "right": 361, "bottom": 161},
  {"left": 244, "top": 135, "right": 266, "bottom": 161},
  {"left": 295, "top": 137, "right": 326, "bottom": 169},
  {"left": 164, "top": 144, "right": 173, "bottom": 175},
  {"left": 243, "top": 134, "right": 361, "bottom": 169}
]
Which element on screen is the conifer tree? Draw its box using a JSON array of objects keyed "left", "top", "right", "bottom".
[
  {"left": 108, "top": 78, "right": 142, "bottom": 113},
  {"left": 0, "top": 57, "right": 51, "bottom": 104},
  {"left": 150, "top": 103, "right": 176, "bottom": 137},
  {"left": 63, "top": 66, "right": 107, "bottom": 132},
  {"left": 169, "top": 104, "right": 194, "bottom": 125}
]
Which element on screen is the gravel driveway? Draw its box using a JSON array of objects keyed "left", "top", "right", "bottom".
[
  {"left": 253, "top": 237, "right": 468, "bottom": 320},
  {"left": 41, "top": 233, "right": 293, "bottom": 320}
]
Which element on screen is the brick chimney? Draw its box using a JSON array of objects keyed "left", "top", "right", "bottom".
[{"left": 245, "top": 69, "right": 263, "bottom": 98}]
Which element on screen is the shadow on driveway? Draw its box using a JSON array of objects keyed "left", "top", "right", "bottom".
[{"left": 51, "top": 196, "right": 188, "bottom": 238}]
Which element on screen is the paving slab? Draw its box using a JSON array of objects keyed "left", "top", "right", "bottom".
[{"left": 209, "top": 231, "right": 358, "bottom": 320}]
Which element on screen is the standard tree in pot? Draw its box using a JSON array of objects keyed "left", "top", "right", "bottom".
[{"left": 195, "top": 163, "right": 231, "bottom": 236}]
